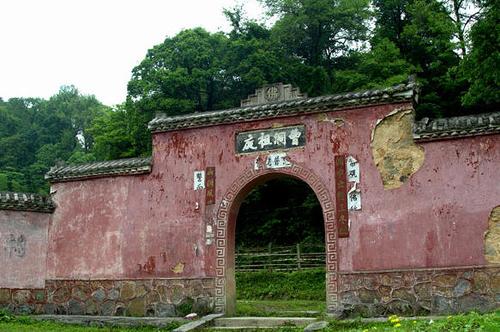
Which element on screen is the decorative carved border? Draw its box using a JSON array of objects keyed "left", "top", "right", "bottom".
[{"left": 214, "top": 164, "right": 338, "bottom": 313}]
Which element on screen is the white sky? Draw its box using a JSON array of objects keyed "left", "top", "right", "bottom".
[{"left": 0, "top": 0, "right": 265, "bottom": 106}]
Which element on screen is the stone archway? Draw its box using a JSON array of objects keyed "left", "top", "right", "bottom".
[{"left": 214, "top": 163, "right": 339, "bottom": 315}]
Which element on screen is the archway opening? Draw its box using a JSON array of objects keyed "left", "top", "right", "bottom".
[{"left": 233, "top": 176, "right": 326, "bottom": 316}]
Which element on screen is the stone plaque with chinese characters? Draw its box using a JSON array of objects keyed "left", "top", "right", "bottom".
[{"left": 235, "top": 125, "right": 306, "bottom": 154}]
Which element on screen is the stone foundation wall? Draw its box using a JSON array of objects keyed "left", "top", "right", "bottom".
[
  {"left": 339, "top": 265, "right": 500, "bottom": 317},
  {"left": 0, "top": 278, "right": 215, "bottom": 317}
]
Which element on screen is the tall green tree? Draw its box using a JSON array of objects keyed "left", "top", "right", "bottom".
[
  {"left": 127, "top": 28, "right": 231, "bottom": 118},
  {"left": 87, "top": 104, "right": 147, "bottom": 160},
  {"left": 262, "top": 0, "right": 371, "bottom": 67},
  {"left": 373, "top": 0, "right": 460, "bottom": 117},
  {"left": 441, "top": 0, "right": 481, "bottom": 57},
  {"left": 460, "top": 0, "right": 499, "bottom": 111},
  {"left": 333, "top": 38, "right": 415, "bottom": 92},
  {"left": 0, "top": 87, "right": 107, "bottom": 193}
]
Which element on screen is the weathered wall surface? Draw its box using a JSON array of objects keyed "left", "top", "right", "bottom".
[
  {"left": 46, "top": 102, "right": 500, "bottom": 279},
  {"left": 47, "top": 176, "right": 210, "bottom": 280},
  {"left": 344, "top": 133, "right": 500, "bottom": 271},
  {"left": 150, "top": 103, "right": 416, "bottom": 276},
  {"left": 0, "top": 210, "right": 50, "bottom": 288},
  {"left": 37, "top": 98, "right": 499, "bottom": 317}
]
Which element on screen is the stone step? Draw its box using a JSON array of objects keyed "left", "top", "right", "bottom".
[
  {"left": 173, "top": 313, "right": 224, "bottom": 332},
  {"left": 213, "top": 317, "right": 317, "bottom": 328},
  {"left": 275, "top": 310, "right": 320, "bottom": 317}
]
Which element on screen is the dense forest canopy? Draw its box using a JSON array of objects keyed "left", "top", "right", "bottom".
[{"left": 0, "top": 0, "right": 498, "bottom": 196}]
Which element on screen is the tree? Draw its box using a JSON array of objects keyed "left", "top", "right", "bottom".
[
  {"left": 0, "top": 87, "right": 107, "bottom": 193},
  {"left": 88, "top": 104, "right": 147, "bottom": 160},
  {"left": 372, "top": 0, "right": 461, "bottom": 117},
  {"left": 460, "top": 0, "right": 499, "bottom": 110},
  {"left": 333, "top": 38, "right": 414, "bottom": 92},
  {"left": 262, "top": 0, "right": 371, "bottom": 67},
  {"left": 441, "top": 0, "right": 482, "bottom": 57},
  {"left": 127, "top": 28, "right": 231, "bottom": 117}
]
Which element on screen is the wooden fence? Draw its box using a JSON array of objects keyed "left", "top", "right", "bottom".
[{"left": 235, "top": 243, "right": 325, "bottom": 272}]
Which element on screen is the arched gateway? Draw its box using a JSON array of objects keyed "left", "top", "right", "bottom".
[
  {"left": 214, "top": 165, "right": 338, "bottom": 315},
  {"left": 1, "top": 81, "right": 499, "bottom": 317}
]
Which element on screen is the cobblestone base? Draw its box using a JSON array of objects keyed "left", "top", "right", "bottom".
[
  {"left": 0, "top": 278, "right": 215, "bottom": 317},
  {"left": 338, "top": 266, "right": 500, "bottom": 317}
]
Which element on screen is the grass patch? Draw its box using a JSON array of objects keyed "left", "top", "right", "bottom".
[
  {"left": 236, "top": 268, "right": 325, "bottom": 300},
  {"left": 236, "top": 299, "right": 325, "bottom": 317},
  {"left": 208, "top": 311, "right": 500, "bottom": 331},
  {"left": 325, "top": 311, "right": 500, "bottom": 331}
]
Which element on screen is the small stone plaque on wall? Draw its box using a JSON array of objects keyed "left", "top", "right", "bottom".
[{"left": 236, "top": 125, "right": 306, "bottom": 154}]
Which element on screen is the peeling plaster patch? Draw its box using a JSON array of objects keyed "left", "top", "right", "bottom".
[
  {"left": 138, "top": 256, "right": 155, "bottom": 274},
  {"left": 485, "top": 206, "right": 500, "bottom": 264},
  {"left": 172, "top": 262, "right": 185, "bottom": 274},
  {"left": 317, "top": 113, "right": 345, "bottom": 127},
  {"left": 371, "top": 109, "right": 425, "bottom": 189}
]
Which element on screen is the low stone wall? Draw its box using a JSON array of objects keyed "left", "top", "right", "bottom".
[
  {"left": 0, "top": 278, "right": 215, "bottom": 317},
  {"left": 339, "top": 265, "right": 500, "bottom": 317}
]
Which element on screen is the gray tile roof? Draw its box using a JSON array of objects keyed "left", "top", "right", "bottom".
[
  {"left": 148, "top": 81, "right": 418, "bottom": 133},
  {"left": 0, "top": 192, "right": 55, "bottom": 213},
  {"left": 45, "top": 157, "right": 152, "bottom": 182},
  {"left": 414, "top": 112, "right": 500, "bottom": 142}
]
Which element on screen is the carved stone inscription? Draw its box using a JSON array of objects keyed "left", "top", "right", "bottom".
[
  {"left": 3, "top": 233, "right": 26, "bottom": 258},
  {"left": 236, "top": 125, "right": 306, "bottom": 154}
]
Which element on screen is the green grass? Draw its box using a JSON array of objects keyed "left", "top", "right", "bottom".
[
  {"left": 2, "top": 308, "right": 500, "bottom": 331},
  {"left": 324, "top": 311, "right": 500, "bottom": 331},
  {"left": 209, "top": 311, "right": 500, "bottom": 331},
  {"left": 236, "top": 268, "right": 325, "bottom": 300},
  {"left": 236, "top": 299, "right": 325, "bottom": 317}
]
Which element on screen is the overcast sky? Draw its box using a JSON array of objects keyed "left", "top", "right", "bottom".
[{"left": 0, "top": 0, "right": 264, "bottom": 106}]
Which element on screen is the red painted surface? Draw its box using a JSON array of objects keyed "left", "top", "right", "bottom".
[
  {"left": 346, "top": 134, "right": 500, "bottom": 271},
  {"left": 43, "top": 102, "right": 500, "bottom": 282},
  {"left": 0, "top": 210, "right": 50, "bottom": 288}
]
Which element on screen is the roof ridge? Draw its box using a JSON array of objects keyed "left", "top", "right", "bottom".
[
  {"left": 149, "top": 81, "right": 418, "bottom": 133},
  {"left": 0, "top": 191, "right": 55, "bottom": 213},
  {"left": 414, "top": 112, "right": 500, "bottom": 142},
  {"left": 45, "top": 156, "right": 152, "bottom": 183}
]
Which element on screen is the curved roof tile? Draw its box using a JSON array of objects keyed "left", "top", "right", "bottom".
[
  {"left": 0, "top": 192, "right": 55, "bottom": 213},
  {"left": 414, "top": 112, "right": 500, "bottom": 142},
  {"left": 148, "top": 81, "right": 418, "bottom": 133},
  {"left": 45, "top": 157, "right": 152, "bottom": 183}
]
